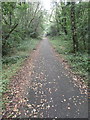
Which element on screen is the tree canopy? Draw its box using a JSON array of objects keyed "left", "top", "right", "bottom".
[
  {"left": 48, "top": 1, "right": 88, "bottom": 53},
  {"left": 2, "top": 2, "right": 44, "bottom": 56}
]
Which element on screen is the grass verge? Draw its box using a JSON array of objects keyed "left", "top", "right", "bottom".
[
  {"left": 1, "top": 37, "right": 41, "bottom": 109},
  {"left": 49, "top": 36, "right": 88, "bottom": 84}
]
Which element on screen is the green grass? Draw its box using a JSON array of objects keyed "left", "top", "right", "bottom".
[
  {"left": 1, "top": 37, "right": 40, "bottom": 109},
  {"left": 2, "top": 38, "right": 40, "bottom": 94},
  {"left": 49, "top": 36, "right": 88, "bottom": 84}
]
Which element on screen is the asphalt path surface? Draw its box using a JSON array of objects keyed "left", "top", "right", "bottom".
[
  {"left": 20, "top": 38, "right": 88, "bottom": 118},
  {"left": 3, "top": 37, "right": 88, "bottom": 119}
]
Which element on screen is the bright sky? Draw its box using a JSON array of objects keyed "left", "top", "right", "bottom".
[
  {"left": 40, "top": 0, "right": 51, "bottom": 10},
  {"left": 40, "top": 0, "right": 60, "bottom": 10}
]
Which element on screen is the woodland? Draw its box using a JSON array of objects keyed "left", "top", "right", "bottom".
[{"left": 1, "top": 1, "right": 89, "bottom": 113}]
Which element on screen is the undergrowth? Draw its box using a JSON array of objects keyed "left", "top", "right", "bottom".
[
  {"left": 50, "top": 36, "right": 88, "bottom": 84},
  {"left": 1, "top": 38, "right": 40, "bottom": 105}
]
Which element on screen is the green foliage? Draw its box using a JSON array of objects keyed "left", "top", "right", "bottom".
[
  {"left": 49, "top": 2, "right": 88, "bottom": 53},
  {"left": 49, "top": 2, "right": 88, "bottom": 83},
  {"left": 2, "top": 38, "right": 40, "bottom": 94},
  {"left": 1, "top": 2, "right": 43, "bottom": 107},
  {"left": 50, "top": 36, "right": 88, "bottom": 83},
  {"left": 2, "top": 2, "right": 44, "bottom": 56},
  {"left": 1, "top": 4, "right": 43, "bottom": 108}
]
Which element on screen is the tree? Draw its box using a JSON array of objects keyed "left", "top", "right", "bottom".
[
  {"left": 2, "top": 2, "right": 44, "bottom": 56},
  {"left": 48, "top": 1, "right": 88, "bottom": 53},
  {"left": 70, "top": 2, "right": 78, "bottom": 53}
]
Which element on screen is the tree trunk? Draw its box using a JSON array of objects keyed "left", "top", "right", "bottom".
[
  {"left": 10, "top": 12, "right": 12, "bottom": 26},
  {"left": 70, "top": 2, "right": 78, "bottom": 53},
  {"left": 4, "top": 23, "right": 18, "bottom": 40}
]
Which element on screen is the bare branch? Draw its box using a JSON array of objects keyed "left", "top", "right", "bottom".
[{"left": 4, "top": 23, "right": 18, "bottom": 40}]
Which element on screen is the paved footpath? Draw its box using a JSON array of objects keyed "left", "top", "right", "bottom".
[{"left": 3, "top": 37, "right": 88, "bottom": 118}]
